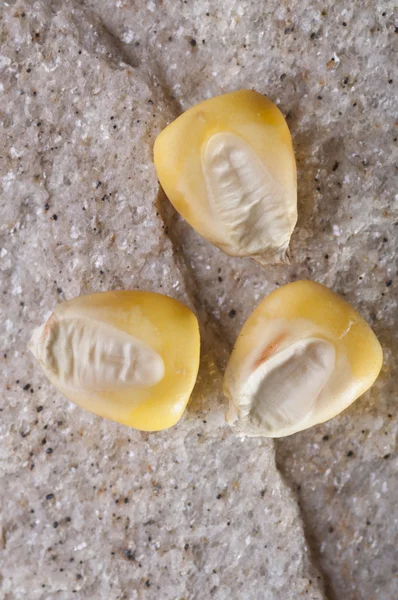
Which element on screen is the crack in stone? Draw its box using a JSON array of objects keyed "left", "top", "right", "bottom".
[
  {"left": 95, "top": 16, "right": 141, "bottom": 69},
  {"left": 155, "top": 188, "right": 229, "bottom": 416},
  {"left": 274, "top": 445, "right": 332, "bottom": 600}
]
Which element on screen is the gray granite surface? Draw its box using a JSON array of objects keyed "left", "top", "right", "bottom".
[{"left": 0, "top": 1, "right": 397, "bottom": 599}]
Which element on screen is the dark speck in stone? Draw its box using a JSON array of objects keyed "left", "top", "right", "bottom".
[
  {"left": 23, "top": 383, "right": 31, "bottom": 391},
  {"left": 347, "top": 450, "right": 354, "bottom": 457},
  {"left": 322, "top": 435, "right": 329, "bottom": 441},
  {"left": 52, "top": 214, "right": 58, "bottom": 221},
  {"left": 145, "top": 580, "right": 151, "bottom": 587},
  {"left": 123, "top": 548, "right": 135, "bottom": 561},
  {"left": 53, "top": 521, "right": 59, "bottom": 529},
  {"left": 386, "top": 280, "right": 392, "bottom": 287},
  {"left": 46, "top": 493, "right": 54, "bottom": 500},
  {"left": 44, "top": 203, "right": 49, "bottom": 211},
  {"left": 190, "top": 39, "right": 197, "bottom": 47},
  {"left": 229, "top": 309, "right": 236, "bottom": 318},
  {"left": 46, "top": 447, "right": 54, "bottom": 454},
  {"left": 332, "top": 161, "right": 339, "bottom": 171}
]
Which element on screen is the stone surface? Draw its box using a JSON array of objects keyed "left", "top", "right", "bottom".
[{"left": 0, "top": 1, "right": 397, "bottom": 599}]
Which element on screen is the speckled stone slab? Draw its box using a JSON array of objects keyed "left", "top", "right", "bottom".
[
  {"left": 1, "top": 1, "right": 397, "bottom": 599},
  {"left": 0, "top": 3, "right": 327, "bottom": 599}
]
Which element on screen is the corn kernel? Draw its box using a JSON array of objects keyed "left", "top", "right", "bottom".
[
  {"left": 154, "top": 89, "right": 297, "bottom": 264},
  {"left": 224, "top": 281, "right": 383, "bottom": 437},
  {"left": 29, "top": 291, "right": 200, "bottom": 431}
]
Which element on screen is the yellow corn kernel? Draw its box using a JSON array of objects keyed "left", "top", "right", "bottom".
[
  {"left": 224, "top": 281, "right": 383, "bottom": 437},
  {"left": 154, "top": 89, "right": 297, "bottom": 264},
  {"left": 29, "top": 291, "right": 200, "bottom": 431}
]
